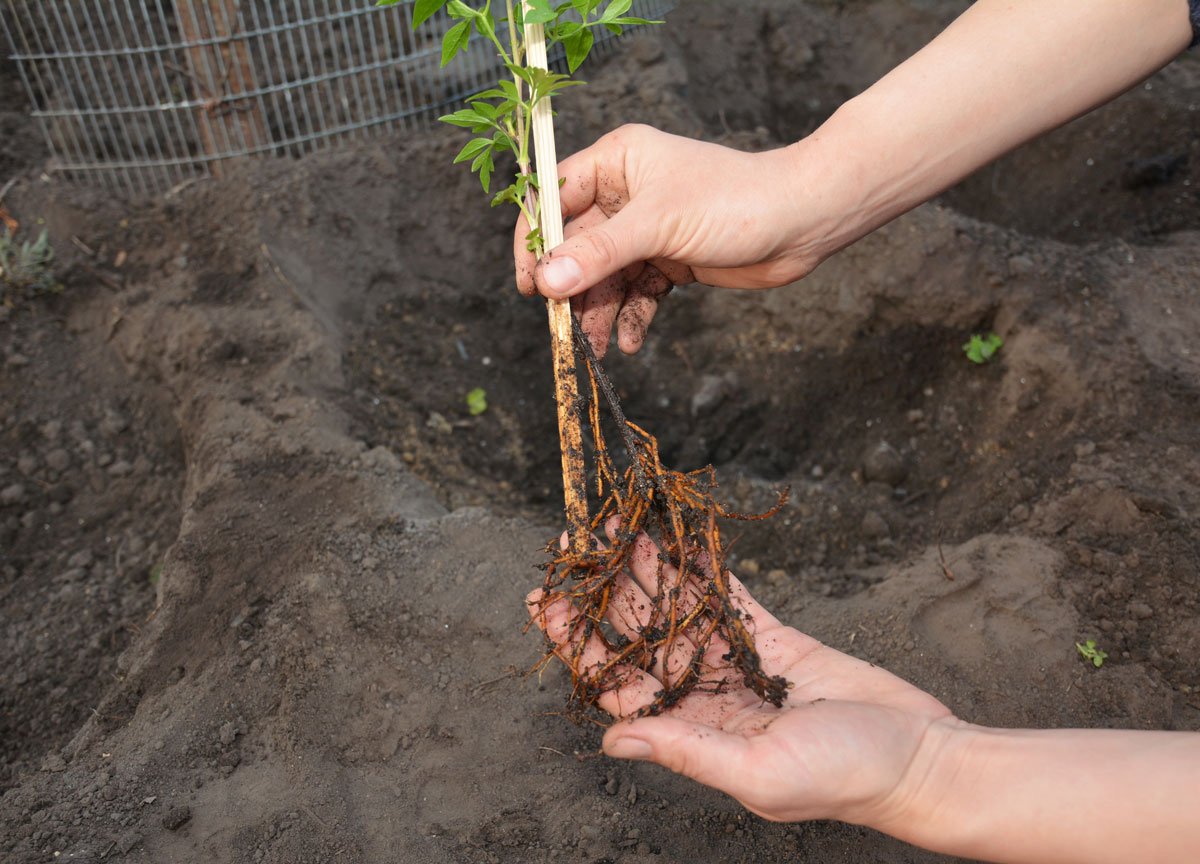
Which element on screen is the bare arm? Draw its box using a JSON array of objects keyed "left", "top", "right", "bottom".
[
  {"left": 794, "top": 0, "right": 1196, "bottom": 262},
  {"left": 519, "top": 0, "right": 1194, "bottom": 354},
  {"left": 885, "top": 721, "right": 1200, "bottom": 864}
]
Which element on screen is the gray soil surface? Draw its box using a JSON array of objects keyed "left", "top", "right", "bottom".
[{"left": 2, "top": 2, "right": 1199, "bottom": 862}]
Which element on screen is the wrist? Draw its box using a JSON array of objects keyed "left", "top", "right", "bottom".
[
  {"left": 776, "top": 99, "right": 895, "bottom": 270},
  {"left": 863, "top": 715, "right": 980, "bottom": 847}
]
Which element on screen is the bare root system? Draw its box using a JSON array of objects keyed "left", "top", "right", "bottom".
[{"left": 528, "top": 319, "right": 790, "bottom": 720}]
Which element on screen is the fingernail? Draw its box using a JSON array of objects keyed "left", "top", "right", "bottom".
[
  {"left": 605, "top": 737, "right": 652, "bottom": 760},
  {"left": 542, "top": 256, "right": 582, "bottom": 296}
]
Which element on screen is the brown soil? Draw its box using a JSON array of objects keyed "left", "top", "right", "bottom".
[{"left": 2, "top": 3, "right": 1198, "bottom": 862}]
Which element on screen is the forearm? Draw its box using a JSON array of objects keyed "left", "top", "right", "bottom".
[
  {"left": 790, "top": 0, "right": 1193, "bottom": 259},
  {"left": 883, "top": 719, "right": 1200, "bottom": 864}
]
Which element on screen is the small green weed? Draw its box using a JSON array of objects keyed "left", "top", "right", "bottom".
[
  {"left": 0, "top": 227, "right": 59, "bottom": 300},
  {"left": 466, "top": 387, "right": 488, "bottom": 416},
  {"left": 963, "top": 332, "right": 1003, "bottom": 364},
  {"left": 1076, "top": 639, "right": 1108, "bottom": 668}
]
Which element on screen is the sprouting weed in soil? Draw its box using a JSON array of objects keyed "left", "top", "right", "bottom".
[
  {"left": 466, "top": 386, "right": 489, "bottom": 415},
  {"left": 0, "top": 227, "right": 60, "bottom": 302},
  {"left": 963, "top": 332, "right": 1003, "bottom": 364},
  {"left": 404, "top": 0, "right": 790, "bottom": 720},
  {"left": 1076, "top": 639, "right": 1108, "bottom": 668}
]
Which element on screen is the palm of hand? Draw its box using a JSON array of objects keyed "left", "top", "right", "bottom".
[
  {"left": 643, "top": 621, "right": 953, "bottom": 824},
  {"left": 530, "top": 522, "right": 953, "bottom": 826}
]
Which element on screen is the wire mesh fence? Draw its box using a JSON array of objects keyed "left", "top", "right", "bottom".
[{"left": 0, "top": 1, "right": 672, "bottom": 197}]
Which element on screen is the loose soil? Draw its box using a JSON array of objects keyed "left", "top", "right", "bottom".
[{"left": 2, "top": 2, "right": 1198, "bottom": 862}]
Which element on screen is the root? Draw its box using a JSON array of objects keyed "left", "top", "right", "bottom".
[{"left": 528, "top": 317, "right": 790, "bottom": 719}]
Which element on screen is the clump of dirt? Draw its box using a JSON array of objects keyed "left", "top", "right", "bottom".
[{"left": 1, "top": 3, "right": 1198, "bottom": 864}]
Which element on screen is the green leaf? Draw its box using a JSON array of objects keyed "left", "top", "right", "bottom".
[
  {"left": 471, "top": 149, "right": 494, "bottom": 192},
  {"left": 466, "top": 387, "right": 488, "bottom": 416},
  {"left": 499, "top": 79, "right": 521, "bottom": 101},
  {"left": 491, "top": 183, "right": 519, "bottom": 207},
  {"left": 610, "top": 16, "right": 660, "bottom": 26},
  {"left": 562, "top": 26, "right": 594, "bottom": 73},
  {"left": 439, "top": 108, "right": 488, "bottom": 127},
  {"left": 446, "top": 0, "right": 474, "bottom": 19},
  {"left": 440, "top": 19, "right": 471, "bottom": 67},
  {"left": 525, "top": 0, "right": 557, "bottom": 24},
  {"left": 505, "top": 63, "right": 535, "bottom": 86},
  {"left": 962, "top": 332, "right": 1003, "bottom": 364},
  {"left": 599, "top": 0, "right": 632, "bottom": 22},
  {"left": 470, "top": 100, "right": 501, "bottom": 120},
  {"left": 453, "top": 137, "right": 492, "bottom": 164},
  {"left": 410, "top": 0, "right": 448, "bottom": 27},
  {"left": 491, "top": 131, "right": 514, "bottom": 152},
  {"left": 525, "top": 227, "right": 544, "bottom": 254}
]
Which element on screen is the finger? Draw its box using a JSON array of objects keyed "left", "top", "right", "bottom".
[
  {"left": 615, "top": 265, "right": 671, "bottom": 354},
  {"left": 556, "top": 206, "right": 625, "bottom": 357},
  {"left": 724, "top": 569, "right": 784, "bottom": 634},
  {"left": 608, "top": 520, "right": 706, "bottom": 615},
  {"left": 579, "top": 273, "right": 623, "bottom": 359},
  {"left": 514, "top": 208, "right": 538, "bottom": 297},
  {"left": 554, "top": 130, "right": 631, "bottom": 221},
  {"left": 535, "top": 202, "right": 659, "bottom": 300},
  {"left": 594, "top": 517, "right": 709, "bottom": 679},
  {"left": 526, "top": 587, "right": 660, "bottom": 719},
  {"left": 602, "top": 716, "right": 756, "bottom": 797},
  {"left": 609, "top": 523, "right": 778, "bottom": 678},
  {"left": 648, "top": 257, "right": 694, "bottom": 287}
]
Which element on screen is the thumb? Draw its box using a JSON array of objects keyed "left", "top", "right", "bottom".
[
  {"left": 534, "top": 205, "right": 657, "bottom": 299},
  {"left": 602, "top": 716, "right": 753, "bottom": 796}
]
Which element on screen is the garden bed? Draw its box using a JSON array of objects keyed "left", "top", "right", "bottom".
[{"left": 2, "top": 2, "right": 1198, "bottom": 862}]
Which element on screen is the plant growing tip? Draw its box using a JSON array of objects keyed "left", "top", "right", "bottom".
[
  {"left": 1076, "top": 639, "right": 1108, "bottom": 668},
  {"left": 963, "top": 331, "right": 1003, "bottom": 364}
]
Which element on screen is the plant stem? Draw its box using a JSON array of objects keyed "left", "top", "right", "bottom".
[{"left": 522, "top": 2, "right": 589, "bottom": 554}]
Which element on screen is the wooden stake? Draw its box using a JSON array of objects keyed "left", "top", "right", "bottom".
[
  {"left": 523, "top": 11, "right": 589, "bottom": 554},
  {"left": 175, "top": 1, "right": 268, "bottom": 176}
]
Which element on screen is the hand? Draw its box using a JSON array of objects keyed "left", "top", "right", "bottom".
[
  {"left": 513, "top": 125, "right": 826, "bottom": 357},
  {"left": 526, "top": 519, "right": 954, "bottom": 827}
]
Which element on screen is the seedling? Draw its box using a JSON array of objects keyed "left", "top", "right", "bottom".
[
  {"left": 466, "top": 386, "right": 489, "bottom": 415},
  {"left": 399, "top": 0, "right": 790, "bottom": 718},
  {"left": 379, "top": 0, "right": 657, "bottom": 254},
  {"left": 0, "top": 227, "right": 59, "bottom": 301},
  {"left": 1076, "top": 639, "right": 1108, "bottom": 668},
  {"left": 963, "top": 332, "right": 1003, "bottom": 364}
]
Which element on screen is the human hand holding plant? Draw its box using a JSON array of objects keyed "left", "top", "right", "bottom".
[
  {"left": 514, "top": 127, "right": 828, "bottom": 356},
  {"left": 530, "top": 520, "right": 1200, "bottom": 863},
  {"left": 528, "top": 517, "right": 955, "bottom": 825}
]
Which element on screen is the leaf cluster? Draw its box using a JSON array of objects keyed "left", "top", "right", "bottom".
[
  {"left": 963, "top": 332, "right": 1003, "bottom": 365},
  {"left": 1076, "top": 639, "right": 1108, "bottom": 668},
  {"left": 375, "top": 0, "right": 660, "bottom": 246},
  {"left": 0, "top": 227, "right": 59, "bottom": 301}
]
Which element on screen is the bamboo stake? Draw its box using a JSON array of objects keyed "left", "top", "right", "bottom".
[{"left": 523, "top": 10, "right": 589, "bottom": 554}]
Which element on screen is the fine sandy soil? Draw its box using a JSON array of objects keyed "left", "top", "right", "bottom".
[{"left": 2, "top": 2, "right": 1199, "bottom": 862}]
